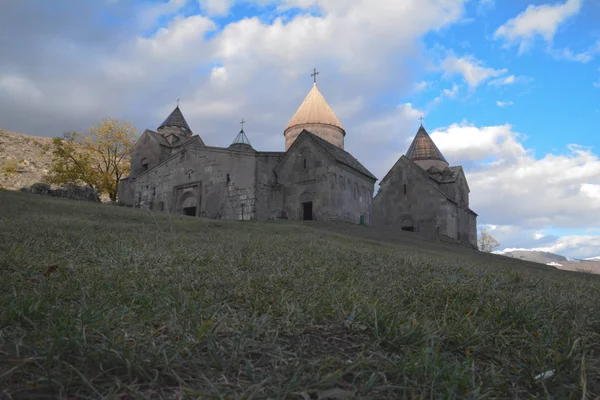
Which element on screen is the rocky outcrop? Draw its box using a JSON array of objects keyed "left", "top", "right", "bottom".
[
  {"left": 0, "top": 129, "right": 54, "bottom": 191},
  {"left": 22, "top": 182, "right": 100, "bottom": 202}
]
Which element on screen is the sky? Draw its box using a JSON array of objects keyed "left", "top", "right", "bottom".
[{"left": 0, "top": 0, "right": 599, "bottom": 258}]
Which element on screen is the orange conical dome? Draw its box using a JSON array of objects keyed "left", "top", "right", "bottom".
[{"left": 284, "top": 82, "right": 346, "bottom": 151}]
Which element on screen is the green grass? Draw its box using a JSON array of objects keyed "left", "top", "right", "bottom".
[{"left": 1, "top": 190, "right": 599, "bottom": 399}]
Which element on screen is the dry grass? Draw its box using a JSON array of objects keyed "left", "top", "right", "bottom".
[{"left": 1, "top": 190, "right": 599, "bottom": 399}]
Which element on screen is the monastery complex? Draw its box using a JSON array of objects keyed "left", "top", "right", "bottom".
[{"left": 118, "top": 74, "right": 478, "bottom": 248}]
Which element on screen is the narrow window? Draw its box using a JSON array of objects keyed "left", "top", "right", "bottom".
[
  {"left": 404, "top": 184, "right": 407, "bottom": 195},
  {"left": 227, "top": 173, "right": 231, "bottom": 184},
  {"left": 303, "top": 158, "right": 307, "bottom": 170}
]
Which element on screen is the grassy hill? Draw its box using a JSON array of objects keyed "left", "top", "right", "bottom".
[{"left": 1, "top": 190, "right": 599, "bottom": 398}]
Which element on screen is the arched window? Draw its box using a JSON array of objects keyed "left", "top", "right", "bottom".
[
  {"left": 404, "top": 184, "right": 407, "bottom": 195},
  {"left": 303, "top": 158, "right": 307, "bottom": 170},
  {"left": 141, "top": 158, "right": 149, "bottom": 171}
]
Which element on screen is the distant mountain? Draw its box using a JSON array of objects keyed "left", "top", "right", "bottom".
[{"left": 494, "top": 249, "right": 600, "bottom": 274}]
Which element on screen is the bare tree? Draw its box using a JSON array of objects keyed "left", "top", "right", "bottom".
[{"left": 478, "top": 228, "right": 500, "bottom": 252}]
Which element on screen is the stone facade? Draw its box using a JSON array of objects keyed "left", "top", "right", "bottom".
[
  {"left": 372, "top": 125, "right": 478, "bottom": 248},
  {"left": 119, "top": 84, "right": 477, "bottom": 248}
]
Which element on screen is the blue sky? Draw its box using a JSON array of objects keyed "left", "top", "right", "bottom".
[{"left": 0, "top": 0, "right": 599, "bottom": 258}]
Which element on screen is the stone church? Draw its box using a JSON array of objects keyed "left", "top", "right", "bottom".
[{"left": 118, "top": 77, "right": 477, "bottom": 247}]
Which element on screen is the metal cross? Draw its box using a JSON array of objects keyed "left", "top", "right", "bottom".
[
  {"left": 311, "top": 68, "right": 319, "bottom": 84},
  {"left": 419, "top": 116, "right": 424, "bottom": 125},
  {"left": 240, "top": 118, "right": 245, "bottom": 131},
  {"left": 177, "top": 98, "right": 180, "bottom": 107}
]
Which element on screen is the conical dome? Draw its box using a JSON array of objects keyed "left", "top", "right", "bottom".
[
  {"left": 284, "top": 83, "right": 346, "bottom": 151},
  {"left": 406, "top": 125, "right": 449, "bottom": 170},
  {"left": 228, "top": 129, "right": 255, "bottom": 151},
  {"left": 158, "top": 106, "right": 192, "bottom": 135},
  {"left": 285, "top": 83, "right": 345, "bottom": 131}
]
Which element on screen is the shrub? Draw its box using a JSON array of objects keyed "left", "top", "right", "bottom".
[{"left": 1, "top": 159, "right": 19, "bottom": 174}]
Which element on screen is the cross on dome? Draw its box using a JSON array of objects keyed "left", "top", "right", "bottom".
[{"left": 311, "top": 68, "right": 319, "bottom": 84}]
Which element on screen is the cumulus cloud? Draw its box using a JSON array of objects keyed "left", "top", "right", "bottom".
[
  {"left": 199, "top": 0, "right": 234, "bottom": 16},
  {"left": 441, "top": 55, "right": 507, "bottom": 88},
  {"left": 494, "top": 0, "right": 582, "bottom": 54},
  {"left": 430, "top": 124, "right": 600, "bottom": 235},
  {"left": 0, "top": 0, "right": 469, "bottom": 138}
]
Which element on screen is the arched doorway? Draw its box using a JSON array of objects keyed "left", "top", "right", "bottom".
[
  {"left": 399, "top": 216, "right": 415, "bottom": 232},
  {"left": 178, "top": 192, "right": 199, "bottom": 217}
]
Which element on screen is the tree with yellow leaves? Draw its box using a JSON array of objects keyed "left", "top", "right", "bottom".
[
  {"left": 478, "top": 228, "right": 500, "bottom": 252},
  {"left": 46, "top": 118, "right": 137, "bottom": 202}
]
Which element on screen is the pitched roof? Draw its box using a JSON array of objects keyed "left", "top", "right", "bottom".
[
  {"left": 302, "top": 130, "right": 376, "bottom": 181},
  {"left": 144, "top": 129, "right": 169, "bottom": 146},
  {"left": 406, "top": 125, "right": 447, "bottom": 163},
  {"left": 285, "top": 83, "right": 345, "bottom": 132},
  {"left": 158, "top": 106, "right": 192, "bottom": 133}
]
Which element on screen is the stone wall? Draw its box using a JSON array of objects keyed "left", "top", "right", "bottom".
[
  {"left": 132, "top": 146, "right": 258, "bottom": 220},
  {"left": 276, "top": 136, "right": 374, "bottom": 224},
  {"left": 372, "top": 156, "right": 450, "bottom": 234},
  {"left": 255, "top": 152, "right": 286, "bottom": 220},
  {"left": 130, "top": 131, "right": 172, "bottom": 178}
]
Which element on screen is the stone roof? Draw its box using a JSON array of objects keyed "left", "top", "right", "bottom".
[
  {"left": 158, "top": 106, "right": 192, "bottom": 133},
  {"left": 285, "top": 83, "right": 345, "bottom": 132},
  {"left": 303, "top": 130, "right": 376, "bottom": 181},
  {"left": 145, "top": 129, "right": 169, "bottom": 146},
  {"left": 406, "top": 125, "right": 447, "bottom": 163},
  {"left": 428, "top": 166, "right": 461, "bottom": 183},
  {"left": 229, "top": 129, "right": 255, "bottom": 151}
]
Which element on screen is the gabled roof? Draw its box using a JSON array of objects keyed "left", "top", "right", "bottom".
[
  {"left": 135, "top": 129, "right": 168, "bottom": 147},
  {"left": 428, "top": 166, "right": 470, "bottom": 192},
  {"left": 301, "top": 130, "right": 376, "bottom": 181},
  {"left": 158, "top": 106, "right": 192, "bottom": 133},
  {"left": 406, "top": 125, "right": 447, "bottom": 163},
  {"left": 285, "top": 83, "right": 345, "bottom": 132}
]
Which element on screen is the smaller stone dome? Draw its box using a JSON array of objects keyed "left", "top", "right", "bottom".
[{"left": 228, "top": 128, "right": 255, "bottom": 151}]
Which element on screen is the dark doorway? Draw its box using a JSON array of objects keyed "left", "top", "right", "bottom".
[
  {"left": 183, "top": 206, "right": 197, "bottom": 216},
  {"left": 302, "top": 202, "right": 313, "bottom": 221},
  {"left": 399, "top": 217, "right": 414, "bottom": 232}
]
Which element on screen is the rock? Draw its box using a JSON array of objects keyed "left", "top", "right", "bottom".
[
  {"left": 25, "top": 182, "right": 100, "bottom": 203},
  {"left": 30, "top": 182, "right": 50, "bottom": 195},
  {"left": 49, "top": 183, "right": 100, "bottom": 202}
]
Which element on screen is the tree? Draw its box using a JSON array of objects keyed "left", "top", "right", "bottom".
[
  {"left": 46, "top": 118, "right": 137, "bottom": 202},
  {"left": 478, "top": 228, "right": 500, "bottom": 252}
]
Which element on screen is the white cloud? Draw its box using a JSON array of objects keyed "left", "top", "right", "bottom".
[
  {"left": 488, "top": 74, "right": 533, "bottom": 87},
  {"left": 413, "top": 81, "right": 430, "bottom": 92},
  {"left": 433, "top": 83, "right": 460, "bottom": 103},
  {"left": 533, "top": 232, "right": 544, "bottom": 240},
  {"left": 496, "top": 100, "right": 513, "bottom": 107},
  {"left": 429, "top": 123, "right": 600, "bottom": 235},
  {"left": 199, "top": 0, "right": 233, "bottom": 16},
  {"left": 549, "top": 41, "right": 600, "bottom": 63},
  {"left": 0, "top": 74, "right": 44, "bottom": 102},
  {"left": 494, "top": 0, "right": 582, "bottom": 54},
  {"left": 441, "top": 55, "right": 507, "bottom": 88}
]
